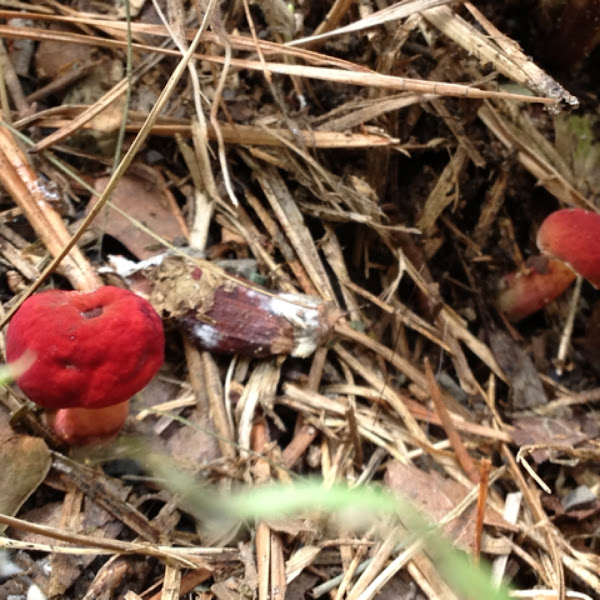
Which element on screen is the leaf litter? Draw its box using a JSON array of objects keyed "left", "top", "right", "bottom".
[{"left": 0, "top": 1, "right": 599, "bottom": 599}]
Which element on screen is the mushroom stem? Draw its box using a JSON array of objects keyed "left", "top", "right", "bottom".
[
  {"left": 46, "top": 400, "right": 130, "bottom": 446},
  {"left": 555, "top": 275, "right": 583, "bottom": 376}
]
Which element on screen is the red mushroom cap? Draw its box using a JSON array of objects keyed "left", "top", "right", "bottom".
[
  {"left": 537, "top": 208, "right": 600, "bottom": 288},
  {"left": 6, "top": 286, "right": 164, "bottom": 410}
]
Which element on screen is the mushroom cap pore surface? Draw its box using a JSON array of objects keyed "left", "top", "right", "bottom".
[
  {"left": 537, "top": 208, "right": 600, "bottom": 288},
  {"left": 5, "top": 286, "right": 164, "bottom": 409}
]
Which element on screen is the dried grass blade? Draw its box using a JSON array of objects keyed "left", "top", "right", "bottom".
[
  {"left": 478, "top": 102, "right": 593, "bottom": 209},
  {"left": 422, "top": 5, "right": 577, "bottom": 108},
  {"left": 289, "top": 0, "right": 453, "bottom": 46},
  {"left": 0, "top": 126, "right": 101, "bottom": 291},
  {"left": 253, "top": 165, "right": 336, "bottom": 300}
]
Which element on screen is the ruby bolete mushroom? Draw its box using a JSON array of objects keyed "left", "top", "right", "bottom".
[
  {"left": 6, "top": 286, "right": 164, "bottom": 445},
  {"left": 498, "top": 207, "right": 600, "bottom": 321}
]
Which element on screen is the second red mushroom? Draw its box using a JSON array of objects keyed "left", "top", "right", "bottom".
[{"left": 498, "top": 207, "right": 600, "bottom": 320}]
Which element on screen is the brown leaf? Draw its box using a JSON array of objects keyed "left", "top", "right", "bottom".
[
  {"left": 11, "top": 502, "right": 63, "bottom": 544},
  {"left": 511, "top": 416, "right": 594, "bottom": 463},
  {"left": 35, "top": 25, "right": 94, "bottom": 80},
  {"left": 14, "top": 499, "right": 125, "bottom": 595},
  {"left": 385, "top": 462, "right": 516, "bottom": 550},
  {"left": 0, "top": 432, "right": 51, "bottom": 520},
  {"left": 542, "top": 490, "right": 600, "bottom": 520},
  {"left": 91, "top": 173, "right": 187, "bottom": 259},
  {"left": 165, "top": 407, "right": 222, "bottom": 467},
  {"left": 489, "top": 329, "right": 548, "bottom": 410}
]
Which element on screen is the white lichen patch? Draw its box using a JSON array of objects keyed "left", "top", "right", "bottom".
[
  {"left": 102, "top": 253, "right": 166, "bottom": 277},
  {"left": 250, "top": 291, "right": 325, "bottom": 357},
  {"left": 192, "top": 322, "right": 223, "bottom": 349}
]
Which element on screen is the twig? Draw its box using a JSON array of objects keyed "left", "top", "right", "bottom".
[{"left": 424, "top": 357, "right": 479, "bottom": 484}]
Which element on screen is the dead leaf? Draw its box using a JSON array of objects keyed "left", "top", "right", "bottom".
[
  {"left": 511, "top": 416, "right": 595, "bottom": 463},
  {"left": 10, "top": 502, "right": 63, "bottom": 545},
  {"left": 91, "top": 173, "right": 187, "bottom": 259},
  {"left": 165, "top": 407, "right": 222, "bottom": 468},
  {"left": 13, "top": 497, "right": 126, "bottom": 595},
  {"left": 35, "top": 25, "right": 95, "bottom": 80},
  {"left": 0, "top": 433, "right": 51, "bottom": 522},
  {"left": 489, "top": 329, "right": 548, "bottom": 410},
  {"left": 263, "top": 518, "right": 319, "bottom": 537},
  {"left": 542, "top": 492, "right": 600, "bottom": 520},
  {"left": 385, "top": 462, "right": 516, "bottom": 550}
]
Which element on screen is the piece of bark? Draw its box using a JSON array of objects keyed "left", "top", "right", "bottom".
[
  {"left": 489, "top": 329, "right": 548, "bottom": 410},
  {"left": 150, "top": 255, "right": 340, "bottom": 358}
]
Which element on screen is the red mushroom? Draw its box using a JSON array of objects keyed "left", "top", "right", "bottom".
[
  {"left": 497, "top": 256, "right": 576, "bottom": 321},
  {"left": 5, "top": 286, "right": 164, "bottom": 445},
  {"left": 497, "top": 208, "right": 600, "bottom": 321}
]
